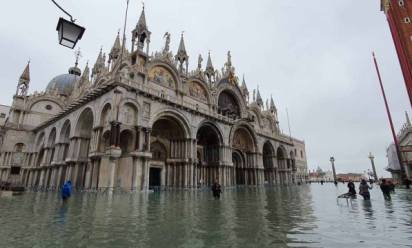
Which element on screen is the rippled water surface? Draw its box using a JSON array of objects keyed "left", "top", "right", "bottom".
[{"left": 1, "top": 184, "right": 412, "bottom": 247}]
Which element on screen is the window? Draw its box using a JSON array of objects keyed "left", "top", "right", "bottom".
[
  {"left": 45, "top": 105, "right": 52, "bottom": 110},
  {"left": 404, "top": 17, "right": 411, "bottom": 23},
  {"left": 14, "top": 143, "right": 25, "bottom": 152},
  {"left": 10, "top": 166, "right": 21, "bottom": 175},
  {"left": 0, "top": 113, "right": 5, "bottom": 118},
  {"left": 399, "top": 0, "right": 404, "bottom": 7},
  {"left": 301, "top": 150, "right": 303, "bottom": 158}
]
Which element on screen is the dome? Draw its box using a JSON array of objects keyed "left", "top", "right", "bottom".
[{"left": 46, "top": 73, "right": 80, "bottom": 96}]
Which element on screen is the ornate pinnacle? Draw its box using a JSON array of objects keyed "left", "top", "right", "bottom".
[
  {"left": 175, "top": 32, "right": 188, "bottom": 62},
  {"left": 256, "top": 87, "right": 263, "bottom": 107},
  {"left": 406, "top": 111, "right": 411, "bottom": 127},
  {"left": 205, "top": 51, "right": 215, "bottom": 81}
]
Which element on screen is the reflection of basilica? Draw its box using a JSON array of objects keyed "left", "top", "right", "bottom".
[{"left": 0, "top": 7, "right": 308, "bottom": 190}]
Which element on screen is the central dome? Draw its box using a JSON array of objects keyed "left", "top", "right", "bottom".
[{"left": 46, "top": 73, "right": 80, "bottom": 96}]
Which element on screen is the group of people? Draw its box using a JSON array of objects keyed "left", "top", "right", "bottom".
[{"left": 345, "top": 179, "right": 395, "bottom": 200}]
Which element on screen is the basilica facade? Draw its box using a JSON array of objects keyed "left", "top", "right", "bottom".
[{"left": 0, "top": 8, "right": 308, "bottom": 191}]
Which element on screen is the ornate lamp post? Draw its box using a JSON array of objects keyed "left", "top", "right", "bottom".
[
  {"left": 330, "top": 156, "right": 337, "bottom": 182},
  {"left": 52, "top": 0, "right": 85, "bottom": 49},
  {"left": 368, "top": 152, "right": 378, "bottom": 182}
]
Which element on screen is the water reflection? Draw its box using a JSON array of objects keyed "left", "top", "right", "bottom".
[{"left": 0, "top": 185, "right": 412, "bottom": 247}]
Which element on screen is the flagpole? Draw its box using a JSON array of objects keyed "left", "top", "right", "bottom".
[
  {"left": 372, "top": 52, "right": 405, "bottom": 176},
  {"left": 120, "top": 0, "right": 130, "bottom": 63}
]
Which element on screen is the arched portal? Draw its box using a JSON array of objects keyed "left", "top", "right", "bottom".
[
  {"left": 150, "top": 115, "right": 188, "bottom": 188},
  {"left": 263, "top": 141, "right": 276, "bottom": 184},
  {"left": 231, "top": 126, "right": 258, "bottom": 185},
  {"left": 196, "top": 122, "right": 222, "bottom": 186},
  {"left": 277, "top": 146, "right": 287, "bottom": 185},
  {"left": 35, "top": 132, "right": 45, "bottom": 167},
  {"left": 76, "top": 108, "right": 94, "bottom": 139},
  {"left": 232, "top": 150, "right": 245, "bottom": 185},
  {"left": 56, "top": 120, "right": 71, "bottom": 188},
  {"left": 47, "top": 128, "right": 57, "bottom": 164},
  {"left": 218, "top": 90, "right": 240, "bottom": 119},
  {"left": 72, "top": 108, "right": 94, "bottom": 188},
  {"left": 45, "top": 128, "right": 57, "bottom": 187}
]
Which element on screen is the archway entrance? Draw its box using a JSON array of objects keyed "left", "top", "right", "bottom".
[
  {"left": 277, "top": 147, "right": 286, "bottom": 185},
  {"left": 263, "top": 141, "right": 276, "bottom": 185},
  {"left": 58, "top": 120, "right": 71, "bottom": 188},
  {"left": 232, "top": 150, "right": 245, "bottom": 185},
  {"left": 196, "top": 123, "right": 222, "bottom": 186},
  {"left": 149, "top": 167, "right": 161, "bottom": 189},
  {"left": 231, "top": 126, "right": 257, "bottom": 185},
  {"left": 73, "top": 108, "right": 94, "bottom": 188},
  {"left": 151, "top": 115, "right": 188, "bottom": 188}
]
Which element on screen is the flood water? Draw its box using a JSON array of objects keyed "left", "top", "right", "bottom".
[{"left": 1, "top": 183, "right": 412, "bottom": 248}]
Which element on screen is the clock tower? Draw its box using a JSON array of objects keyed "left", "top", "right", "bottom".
[{"left": 382, "top": 0, "right": 412, "bottom": 107}]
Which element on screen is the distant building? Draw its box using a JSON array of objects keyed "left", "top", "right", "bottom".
[
  {"left": 381, "top": 0, "right": 412, "bottom": 105},
  {"left": 308, "top": 168, "right": 333, "bottom": 182},
  {"left": 336, "top": 173, "right": 363, "bottom": 182}
]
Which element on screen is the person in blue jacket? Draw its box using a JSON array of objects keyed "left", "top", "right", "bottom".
[{"left": 61, "top": 181, "right": 72, "bottom": 201}]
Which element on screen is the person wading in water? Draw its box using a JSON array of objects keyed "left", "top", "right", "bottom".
[
  {"left": 212, "top": 180, "right": 222, "bottom": 199},
  {"left": 359, "top": 179, "right": 372, "bottom": 200},
  {"left": 61, "top": 181, "right": 72, "bottom": 202},
  {"left": 347, "top": 180, "right": 356, "bottom": 198},
  {"left": 380, "top": 179, "right": 392, "bottom": 200}
]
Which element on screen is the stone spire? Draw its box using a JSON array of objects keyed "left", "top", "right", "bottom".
[
  {"left": 137, "top": 5, "right": 147, "bottom": 29},
  {"left": 256, "top": 87, "right": 263, "bottom": 107},
  {"left": 205, "top": 51, "right": 215, "bottom": 82},
  {"left": 241, "top": 75, "right": 248, "bottom": 92},
  {"left": 406, "top": 111, "right": 411, "bottom": 127},
  {"left": 240, "top": 75, "right": 249, "bottom": 102},
  {"left": 82, "top": 62, "right": 90, "bottom": 82},
  {"left": 132, "top": 5, "right": 151, "bottom": 53},
  {"left": 92, "top": 48, "right": 106, "bottom": 78},
  {"left": 175, "top": 32, "right": 189, "bottom": 74},
  {"left": 109, "top": 31, "right": 121, "bottom": 63},
  {"left": 270, "top": 95, "right": 277, "bottom": 113},
  {"left": 72, "top": 62, "right": 91, "bottom": 98},
  {"left": 16, "top": 61, "right": 30, "bottom": 97}
]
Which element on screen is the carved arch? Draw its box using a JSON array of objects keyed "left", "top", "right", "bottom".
[
  {"left": 229, "top": 123, "right": 258, "bottom": 153},
  {"left": 215, "top": 78, "right": 247, "bottom": 114},
  {"left": 149, "top": 109, "right": 192, "bottom": 139},
  {"left": 187, "top": 78, "right": 211, "bottom": 104},
  {"left": 147, "top": 61, "right": 181, "bottom": 91}
]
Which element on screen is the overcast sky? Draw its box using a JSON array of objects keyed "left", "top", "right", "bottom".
[{"left": 0, "top": 0, "right": 410, "bottom": 177}]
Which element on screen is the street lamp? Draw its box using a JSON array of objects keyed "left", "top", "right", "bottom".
[
  {"left": 56, "top": 18, "right": 85, "bottom": 49},
  {"left": 52, "top": 1, "right": 85, "bottom": 49},
  {"left": 330, "top": 156, "right": 337, "bottom": 183}
]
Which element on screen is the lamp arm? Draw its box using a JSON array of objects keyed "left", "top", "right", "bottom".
[{"left": 51, "top": 0, "right": 75, "bottom": 22}]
